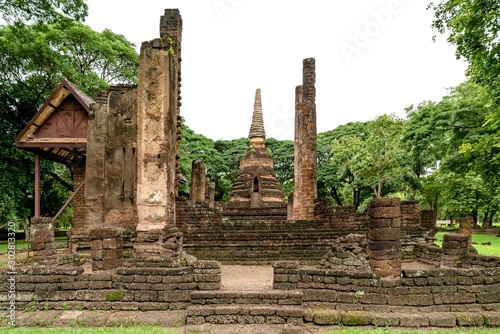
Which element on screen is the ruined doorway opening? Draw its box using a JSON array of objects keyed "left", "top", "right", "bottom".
[{"left": 253, "top": 176, "right": 259, "bottom": 192}]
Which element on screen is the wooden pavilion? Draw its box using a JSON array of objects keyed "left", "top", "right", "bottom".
[{"left": 14, "top": 79, "right": 92, "bottom": 231}]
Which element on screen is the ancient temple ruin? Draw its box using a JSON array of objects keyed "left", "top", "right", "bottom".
[
  {"left": 6, "top": 7, "right": 500, "bottom": 330},
  {"left": 223, "top": 88, "right": 287, "bottom": 219}
]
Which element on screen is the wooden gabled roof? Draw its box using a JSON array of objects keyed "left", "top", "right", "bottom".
[{"left": 15, "top": 79, "right": 94, "bottom": 166}]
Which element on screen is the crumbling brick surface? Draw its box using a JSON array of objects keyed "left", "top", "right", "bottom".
[{"left": 368, "top": 198, "right": 402, "bottom": 278}]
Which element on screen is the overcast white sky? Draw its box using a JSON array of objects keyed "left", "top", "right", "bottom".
[{"left": 85, "top": 0, "right": 467, "bottom": 141}]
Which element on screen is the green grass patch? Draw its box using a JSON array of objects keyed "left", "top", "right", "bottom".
[
  {"left": 435, "top": 232, "right": 500, "bottom": 257},
  {"left": 324, "top": 329, "right": 500, "bottom": 333},
  {"left": 0, "top": 240, "right": 29, "bottom": 253},
  {"left": 0, "top": 236, "right": 69, "bottom": 253}
]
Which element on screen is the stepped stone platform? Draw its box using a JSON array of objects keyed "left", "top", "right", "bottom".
[{"left": 3, "top": 265, "right": 500, "bottom": 332}]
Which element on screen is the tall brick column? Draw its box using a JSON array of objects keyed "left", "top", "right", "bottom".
[
  {"left": 368, "top": 198, "right": 402, "bottom": 278},
  {"left": 205, "top": 180, "right": 215, "bottom": 208},
  {"left": 160, "top": 9, "right": 183, "bottom": 196},
  {"left": 31, "top": 217, "right": 57, "bottom": 266},
  {"left": 292, "top": 58, "right": 317, "bottom": 220},
  {"left": 134, "top": 14, "right": 182, "bottom": 266},
  {"left": 190, "top": 160, "right": 206, "bottom": 203}
]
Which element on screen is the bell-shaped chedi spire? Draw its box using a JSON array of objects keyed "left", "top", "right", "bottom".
[
  {"left": 248, "top": 88, "right": 266, "bottom": 140},
  {"left": 225, "top": 88, "right": 285, "bottom": 214}
]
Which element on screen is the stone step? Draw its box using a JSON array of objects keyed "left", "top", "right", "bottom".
[
  {"left": 186, "top": 304, "right": 307, "bottom": 325},
  {"left": 311, "top": 309, "right": 500, "bottom": 328},
  {"left": 190, "top": 290, "right": 303, "bottom": 306}
]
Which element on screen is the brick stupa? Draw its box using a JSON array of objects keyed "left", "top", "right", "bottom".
[{"left": 224, "top": 89, "right": 286, "bottom": 218}]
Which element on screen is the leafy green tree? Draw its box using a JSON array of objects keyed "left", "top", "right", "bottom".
[
  {"left": 0, "top": 2, "right": 138, "bottom": 227},
  {"left": 429, "top": 0, "right": 500, "bottom": 103},
  {"left": 402, "top": 100, "right": 452, "bottom": 198},
  {"left": 0, "top": 19, "right": 139, "bottom": 134},
  {"left": 265, "top": 138, "right": 294, "bottom": 197},
  {"left": 317, "top": 122, "right": 371, "bottom": 210},
  {"left": 179, "top": 121, "right": 225, "bottom": 198},
  {"left": 212, "top": 138, "right": 247, "bottom": 201},
  {"left": 361, "top": 114, "right": 406, "bottom": 198},
  {"left": 440, "top": 81, "right": 500, "bottom": 225},
  {"left": 0, "top": 0, "right": 88, "bottom": 23},
  {"left": 405, "top": 80, "right": 500, "bottom": 224},
  {"left": 327, "top": 135, "right": 367, "bottom": 208},
  {"left": 429, "top": 1, "right": 500, "bottom": 167}
]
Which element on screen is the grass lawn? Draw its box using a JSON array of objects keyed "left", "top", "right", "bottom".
[
  {"left": 435, "top": 232, "right": 500, "bottom": 257},
  {"left": 0, "top": 236, "right": 69, "bottom": 253}
]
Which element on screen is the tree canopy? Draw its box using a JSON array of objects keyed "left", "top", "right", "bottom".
[
  {"left": 0, "top": 0, "right": 88, "bottom": 23},
  {"left": 0, "top": 0, "right": 138, "bottom": 227}
]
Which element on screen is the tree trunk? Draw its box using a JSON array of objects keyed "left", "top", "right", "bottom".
[
  {"left": 22, "top": 218, "right": 30, "bottom": 242},
  {"left": 472, "top": 210, "right": 479, "bottom": 228},
  {"left": 330, "top": 187, "right": 343, "bottom": 206},
  {"left": 353, "top": 187, "right": 361, "bottom": 212}
]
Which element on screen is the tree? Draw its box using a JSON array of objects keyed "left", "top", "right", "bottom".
[
  {"left": 429, "top": 0, "right": 500, "bottom": 164},
  {"left": 362, "top": 114, "right": 406, "bottom": 198},
  {"left": 213, "top": 138, "right": 248, "bottom": 201},
  {"left": 265, "top": 138, "right": 294, "bottom": 197},
  {"left": 179, "top": 121, "right": 225, "bottom": 198},
  {"left": 317, "top": 122, "right": 370, "bottom": 210},
  {"left": 0, "top": 19, "right": 139, "bottom": 134},
  {"left": 405, "top": 80, "right": 500, "bottom": 224},
  {"left": 0, "top": 0, "right": 88, "bottom": 23},
  {"left": 0, "top": 2, "right": 138, "bottom": 227},
  {"left": 429, "top": 0, "right": 500, "bottom": 103},
  {"left": 402, "top": 100, "right": 451, "bottom": 195}
]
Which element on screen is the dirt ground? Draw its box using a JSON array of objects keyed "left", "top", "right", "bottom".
[{"left": 221, "top": 265, "right": 274, "bottom": 290}]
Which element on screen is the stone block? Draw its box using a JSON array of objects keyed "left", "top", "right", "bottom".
[
  {"left": 456, "top": 312, "right": 484, "bottom": 326},
  {"left": 341, "top": 311, "right": 372, "bottom": 326},
  {"left": 426, "top": 312, "right": 456, "bottom": 327},
  {"left": 368, "top": 228, "right": 401, "bottom": 241},
  {"left": 102, "top": 238, "right": 123, "bottom": 249},
  {"left": 370, "top": 207, "right": 401, "bottom": 219},
  {"left": 90, "top": 239, "right": 103, "bottom": 250},
  {"left": 398, "top": 313, "right": 429, "bottom": 327},
  {"left": 370, "top": 198, "right": 400, "bottom": 208}
]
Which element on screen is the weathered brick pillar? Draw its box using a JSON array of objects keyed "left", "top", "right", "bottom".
[
  {"left": 368, "top": 198, "right": 402, "bottom": 278},
  {"left": 441, "top": 233, "right": 469, "bottom": 268},
  {"left": 30, "top": 217, "right": 57, "bottom": 266},
  {"left": 421, "top": 209, "right": 436, "bottom": 244},
  {"left": 401, "top": 200, "right": 420, "bottom": 233},
  {"left": 205, "top": 181, "right": 215, "bottom": 208},
  {"left": 458, "top": 216, "right": 474, "bottom": 248},
  {"left": 292, "top": 58, "right": 317, "bottom": 220},
  {"left": 190, "top": 160, "right": 206, "bottom": 203},
  {"left": 420, "top": 209, "right": 435, "bottom": 229},
  {"left": 134, "top": 20, "right": 182, "bottom": 266},
  {"left": 89, "top": 227, "right": 123, "bottom": 271},
  {"left": 72, "top": 165, "right": 86, "bottom": 232},
  {"left": 160, "top": 9, "right": 182, "bottom": 196}
]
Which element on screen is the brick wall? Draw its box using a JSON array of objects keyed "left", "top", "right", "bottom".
[
  {"left": 0, "top": 261, "right": 220, "bottom": 311},
  {"left": 72, "top": 165, "right": 86, "bottom": 232},
  {"left": 177, "top": 197, "right": 439, "bottom": 264},
  {"left": 273, "top": 261, "right": 500, "bottom": 313}
]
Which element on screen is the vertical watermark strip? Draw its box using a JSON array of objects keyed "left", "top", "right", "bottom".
[{"left": 6, "top": 221, "right": 16, "bottom": 326}]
